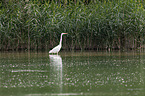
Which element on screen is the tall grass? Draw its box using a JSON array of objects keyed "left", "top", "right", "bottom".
[{"left": 0, "top": 0, "right": 145, "bottom": 51}]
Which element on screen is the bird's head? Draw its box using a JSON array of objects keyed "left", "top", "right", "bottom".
[{"left": 62, "top": 33, "right": 67, "bottom": 35}]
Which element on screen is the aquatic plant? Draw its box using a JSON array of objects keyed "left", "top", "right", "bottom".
[{"left": 0, "top": 0, "right": 144, "bottom": 51}]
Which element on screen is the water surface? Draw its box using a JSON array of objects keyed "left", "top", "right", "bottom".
[{"left": 0, "top": 51, "right": 145, "bottom": 96}]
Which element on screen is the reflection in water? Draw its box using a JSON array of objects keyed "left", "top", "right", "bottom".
[
  {"left": 0, "top": 52, "right": 145, "bottom": 96},
  {"left": 49, "top": 55, "right": 63, "bottom": 93}
]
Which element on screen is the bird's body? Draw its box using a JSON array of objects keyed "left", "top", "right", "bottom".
[
  {"left": 49, "top": 33, "right": 67, "bottom": 54},
  {"left": 49, "top": 44, "right": 61, "bottom": 54}
]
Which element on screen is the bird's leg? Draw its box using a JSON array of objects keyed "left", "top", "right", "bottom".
[{"left": 57, "top": 52, "right": 58, "bottom": 55}]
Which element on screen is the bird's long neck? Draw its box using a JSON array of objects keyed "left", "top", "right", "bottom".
[{"left": 59, "top": 34, "right": 63, "bottom": 46}]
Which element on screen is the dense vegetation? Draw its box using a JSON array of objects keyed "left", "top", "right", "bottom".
[{"left": 0, "top": 0, "right": 145, "bottom": 51}]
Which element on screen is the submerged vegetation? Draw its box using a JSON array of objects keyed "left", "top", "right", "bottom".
[{"left": 0, "top": 0, "right": 145, "bottom": 51}]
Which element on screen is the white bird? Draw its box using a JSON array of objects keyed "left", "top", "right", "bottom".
[{"left": 49, "top": 33, "right": 67, "bottom": 54}]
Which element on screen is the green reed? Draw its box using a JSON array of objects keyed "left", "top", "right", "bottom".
[{"left": 0, "top": 0, "right": 144, "bottom": 51}]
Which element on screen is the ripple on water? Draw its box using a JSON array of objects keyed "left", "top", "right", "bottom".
[{"left": 0, "top": 52, "right": 145, "bottom": 96}]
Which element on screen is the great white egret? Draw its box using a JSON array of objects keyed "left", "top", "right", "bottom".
[{"left": 49, "top": 33, "right": 67, "bottom": 54}]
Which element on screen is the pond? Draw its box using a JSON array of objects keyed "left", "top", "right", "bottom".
[{"left": 0, "top": 51, "right": 145, "bottom": 96}]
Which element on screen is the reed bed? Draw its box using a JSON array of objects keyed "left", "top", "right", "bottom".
[{"left": 0, "top": 0, "right": 145, "bottom": 51}]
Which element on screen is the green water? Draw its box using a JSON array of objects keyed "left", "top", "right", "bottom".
[{"left": 0, "top": 51, "right": 145, "bottom": 96}]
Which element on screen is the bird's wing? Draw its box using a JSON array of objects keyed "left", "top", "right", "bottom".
[{"left": 49, "top": 45, "right": 61, "bottom": 53}]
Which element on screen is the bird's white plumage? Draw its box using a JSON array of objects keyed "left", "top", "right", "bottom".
[
  {"left": 49, "top": 44, "right": 61, "bottom": 53},
  {"left": 49, "top": 33, "right": 67, "bottom": 54}
]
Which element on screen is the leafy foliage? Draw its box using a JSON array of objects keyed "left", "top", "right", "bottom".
[{"left": 0, "top": 0, "right": 145, "bottom": 51}]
